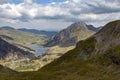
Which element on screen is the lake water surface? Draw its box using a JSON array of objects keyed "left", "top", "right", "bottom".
[{"left": 28, "top": 44, "right": 47, "bottom": 57}]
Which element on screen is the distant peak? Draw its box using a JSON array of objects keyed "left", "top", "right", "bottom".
[
  {"left": 68, "top": 22, "right": 88, "bottom": 31},
  {"left": 0, "top": 26, "right": 15, "bottom": 30},
  {"left": 72, "top": 22, "right": 87, "bottom": 27}
]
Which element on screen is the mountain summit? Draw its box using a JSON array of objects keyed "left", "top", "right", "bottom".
[{"left": 45, "top": 22, "right": 97, "bottom": 47}]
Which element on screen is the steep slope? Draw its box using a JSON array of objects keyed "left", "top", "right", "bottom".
[
  {"left": 0, "top": 26, "right": 47, "bottom": 46},
  {"left": 0, "top": 38, "right": 34, "bottom": 61},
  {"left": 18, "top": 28, "right": 57, "bottom": 38},
  {"left": 45, "top": 22, "right": 96, "bottom": 47}
]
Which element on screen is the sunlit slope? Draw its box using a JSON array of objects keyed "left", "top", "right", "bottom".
[{"left": 0, "top": 27, "right": 47, "bottom": 46}]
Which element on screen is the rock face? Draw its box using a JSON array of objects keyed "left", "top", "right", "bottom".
[
  {"left": 45, "top": 22, "right": 96, "bottom": 47},
  {"left": 0, "top": 38, "right": 34, "bottom": 61}
]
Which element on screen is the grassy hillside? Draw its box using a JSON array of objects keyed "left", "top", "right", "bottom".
[
  {"left": 0, "top": 65, "right": 18, "bottom": 80},
  {"left": 0, "top": 27, "right": 48, "bottom": 46}
]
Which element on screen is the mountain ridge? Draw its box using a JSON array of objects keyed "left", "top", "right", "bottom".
[
  {"left": 0, "top": 27, "right": 47, "bottom": 46},
  {"left": 45, "top": 22, "right": 98, "bottom": 47},
  {"left": 0, "top": 26, "right": 15, "bottom": 30},
  {"left": 18, "top": 28, "right": 57, "bottom": 38}
]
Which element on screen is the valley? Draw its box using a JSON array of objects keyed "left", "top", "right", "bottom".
[
  {"left": 0, "top": 22, "right": 98, "bottom": 72},
  {"left": 0, "top": 0, "right": 119, "bottom": 80},
  {"left": 0, "top": 20, "right": 119, "bottom": 80},
  {"left": 0, "top": 26, "right": 55, "bottom": 71}
]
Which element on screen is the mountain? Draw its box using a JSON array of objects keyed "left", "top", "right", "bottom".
[
  {"left": 87, "top": 25, "right": 102, "bottom": 32},
  {"left": 0, "top": 20, "right": 120, "bottom": 80},
  {"left": 2, "top": 22, "right": 94, "bottom": 71},
  {"left": 45, "top": 22, "right": 96, "bottom": 47},
  {"left": 18, "top": 28, "right": 57, "bottom": 38},
  {"left": 0, "top": 23, "right": 103, "bottom": 72},
  {"left": 0, "top": 23, "right": 97, "bottom": 72},
  {"left": 38, "top": 22, "right": 96, "bottom": 71},
  {"left": 38, "top": 22, "right": 98, "bottom": 70},
  {"left": 0, "top": 26, "right": 47, "bottom": 46},
  {"left": 0, "top": 26, "right": 15, "bottom": 30},
  {"left": 0, "top": 38, "right": 34, "bottom": 61},
  {"left": 33, "top": 20, "right": 120, "bottom": 80}
]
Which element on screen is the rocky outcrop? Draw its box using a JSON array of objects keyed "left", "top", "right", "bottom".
[
  {"left": 0, "top": 38, "right": 34, "bottom": 61},
  {"left": 45, "top": 22, "right": 97, "bottom": 47}
]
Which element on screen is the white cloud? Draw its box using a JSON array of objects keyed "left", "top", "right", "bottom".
[
  {"left": 72, "top": 0, "right": 81, "bottom": 3},
  {"left": 23, "top": 0, "right": 33, "bottom": 4},
  {"left": 0, "top": 0, "right": 120, "bottom": 30}
]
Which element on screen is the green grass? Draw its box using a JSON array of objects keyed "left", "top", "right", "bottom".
[{"left": 0, "top": 29, "right": 48, "bottom": 46}]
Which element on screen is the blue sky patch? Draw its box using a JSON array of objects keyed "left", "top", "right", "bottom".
[{"left": 11, "top": 0, "right": 66, "bottom": 4}]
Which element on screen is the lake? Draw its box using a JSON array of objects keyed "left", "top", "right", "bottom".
[{"left": 28, "top": 44, "right": 47, "bottom": 57}]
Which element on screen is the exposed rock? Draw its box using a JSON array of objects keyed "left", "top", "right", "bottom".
[
  {"left": 45, "top": 22, "right": 97, "bottom": 47},
  {"left": 0, "top": 38, "right": 34, "bottom": 61}
]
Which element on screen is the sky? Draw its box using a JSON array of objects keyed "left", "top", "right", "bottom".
[{"left": 0, "top": 0, "right": 119, "bottom": 31}]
